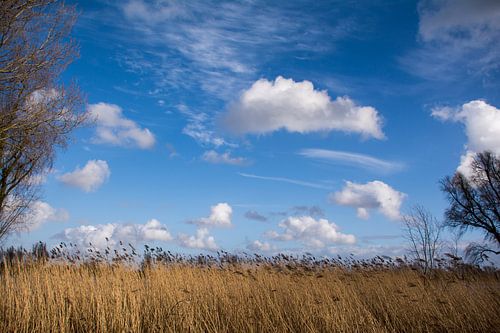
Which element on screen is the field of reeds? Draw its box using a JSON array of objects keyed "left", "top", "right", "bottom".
[{"left": 0, "top": 243, "right": 499, "bottom": 332}]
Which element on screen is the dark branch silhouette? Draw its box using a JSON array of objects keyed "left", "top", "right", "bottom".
[{"left": 441, "top": 151, "right": 500, "bottom": 261}]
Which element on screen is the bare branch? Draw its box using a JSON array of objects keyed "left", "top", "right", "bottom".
[{"left": 0, "top": 0, "right": 84, "bottom": 241}]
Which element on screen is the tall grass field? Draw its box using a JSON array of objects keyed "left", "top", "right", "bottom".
[{"left": 0, "top": 246, "right": 499, "bottom": 332}]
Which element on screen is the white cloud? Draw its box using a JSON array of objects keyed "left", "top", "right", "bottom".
[
  {"left": 299, "top": 148, "right": 403, "bottom": 173},
  {"left": 430, "top": 105, "right": 455, "bottom": 121},
  {"left": 432, "top": 100, "right": 500, "bottom": 153},
  {"left": 182, "top": 121, "right": 226, "bottom": 147},
  {"left": 56, "top": 219, "right": 172, "bottom": 250},
  {"left": 189, "top": 202, "right": 232, "bottom": 227},
  {"left": 140, "top": 219, "right": 173, "bottom": 243},
  {"left": 456, "top": 151, "right": 477, "bottom": 180},
  {"left": 331, "top": 181, "right": 406, "bottom": 220},
  {"left": 356, "top": 207, "right": 370, "bottom": 220},
  {"left": 109, "top": 3, "right": 357, "bottom": 148},
  {"left": 116, "top": 1, "right": 352, "bottom": 98},
  {"left": 457, "top": 101, "right": 500, "bottom": 154},
  {"left": 123, "top": 0, "right": 185, "bottom": 24},
  {"left": 25, "top": 89, "right": 61, "bottom": 110},
  {"left": 432, "top": 100, "right": 500, "bottom": 176},
  {"left": 402, "top": 0, "right": 500, "bottom": 80},
  {"left": 202, "top": 150, "right": 247, "bottom": 166},
  {"left": 24, "top": 201, "right": 69, "bottom": 231},
  {"left": 179, "top": 105, "right": 234, "bottom": 147},
  {"left": 418, "top": 0, "right": 500, "bottom": 44},
  {"left": 266, "top": 216, "right": 356, "bottom": 248},
  {"left": 222, "top": 76, "right": 384, "bottom": 139},
  {"left": 58, "top": 160, "right": 110, "bottom": 193},
  {"left": 88, "top": 102, "right": 155, "bottom": 149},
  {"left": 247, "top": 240, "right": 275, "bottom": 252},
  {"left": 238, "top": 172, "right": 332, "bottom": 190},
  {"left": 178, "top": 227, "right": 218, "bottom": 251}
]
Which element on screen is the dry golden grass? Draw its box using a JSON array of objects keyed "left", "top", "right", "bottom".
[{"left": 1, "top": 259, "right": 499, "bottom": 333}]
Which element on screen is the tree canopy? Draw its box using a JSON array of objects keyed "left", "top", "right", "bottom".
[
  {"left": 0, "top": 0, "right": 84, "bottom": 241},
  {"left": 441, "top": 151, "right": 500, "bottom": 260}
]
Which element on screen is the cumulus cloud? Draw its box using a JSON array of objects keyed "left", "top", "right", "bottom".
[
  {"left": 331, "top": 181, "right": 406, "bottom": 220},
  {"left": 247, "top": 240, "right": 275, "bottom": 252},
  {"left": 55, "top": 219, "right": 172, "bottom": 250},
  {"left": 432, "top": 100, "right": 500, "bottom": 176},
  {"left": 88, "top": 102, "right": 155, "bottom": 149},
  {"left": 58, "top": 160, "right": 110, "bottom": 192},
  {"left": 202, "top": 150, "right": 247, "bottom": 166},
  {"left": 299, "top": 148, "right": 403, "bottom": 173},
  {"left": 222, "top": 76, "right": 384, "bottom": 139},
  {"left": 244, "top": 210, "right": 268, "bottom": 222},
  {"left": 432, "top": 100, "right": 500, "bottom": 154},
  {"left": 266, "top": 216, "right": 356, "bottom": 248},
  {"left": 189, "top": 203, "right": 232, "bottom": 227},
  {"left": 456, "top": 151, "right": 477, "bottom": 180},
  {"left": 178, "top": 227, "right": 218, "bottom": 251},
  {"left": 24, "top": 201, "right": 69, "bottom": 231}
]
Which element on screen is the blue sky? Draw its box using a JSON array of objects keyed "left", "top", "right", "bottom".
[{"left": 8, "top": 0, "right": 500, "bottom": 257}]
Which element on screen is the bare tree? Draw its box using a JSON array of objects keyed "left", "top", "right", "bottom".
[
  {"left": 403, "top": 205, "right": 443, "bottom": 274},
  {"left": 440, "top": 151, "right": 500, "bottom": 262},
  {"left": 0, "top": 0, "right": 84, "bottom": 241}
]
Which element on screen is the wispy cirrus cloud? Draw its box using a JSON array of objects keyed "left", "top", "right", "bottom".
[
  {"left": 177, "top": 104, "right": 234, "bottom": 148},
  {"left": 116, "top": 1, "right": 356, "bottom": 96},
  {"left": 299, "top": 148, "right": 403, "bottom": 173},
  {"left": 238, "top": 173, "right": 332, "bottom": 190}
]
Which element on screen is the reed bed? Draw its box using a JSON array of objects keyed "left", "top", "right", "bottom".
[{"left": 0, "top": 245, "right": 499, "bottom": 332}]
